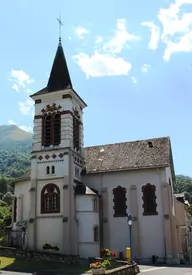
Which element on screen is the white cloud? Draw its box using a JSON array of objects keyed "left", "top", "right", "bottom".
[
  {"left": 96, "top": 36, "right": 103, "bottom": 44},
  {"left": 19, "top": 125, "right": 33, "bottom": 132},
  {"left": 19, "top": 99, "right": 34, "bottom": 115},
  {"left": 157, "top": 0, "right": 192, "bottom": 60},
  {"left": 141, "top": 21, "right": 160, "bottom": 50},
  {"left": 103, "top": 19, "right": 140, "bottom": 53},
  {"left": 9, "top": 70, "right": 34, "bottom": 90},
  {"left": 8, "top": 120, "right": 33, "bottom": 132},
  {"left": 8, "top": 119, "right": 16, "bottom": 125},
  {"left": 9, "top": 69, "right": 34, "bottom": 115},
  {"left": 73, "top": 19, "right": 140, "bottom": 79},
  {"left": 131, "top": 77, "right": 137, "bottom": 84},
  {"left": 12, "top": 83, "right": 19, "bottom": 92},
  {"left": 73, "top": 52, "right": 131, "bottom": 78},
  {"left": 141, "top": 63, "right": 151, "bottom": 72},
  {"left": 75, "top": 27, "right": 88, "bottom": 39}
]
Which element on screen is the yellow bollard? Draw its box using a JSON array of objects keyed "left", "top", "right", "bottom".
[{"left": 126, "top": 247, "right": 131, "bottom": 263}]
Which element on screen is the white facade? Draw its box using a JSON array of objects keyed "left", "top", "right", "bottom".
[
  {"left": 83, "top": 168, "right": 168, "bottom": 262},
  {"left": 76, "top": 195, "right": 100, "bottom": 258}
]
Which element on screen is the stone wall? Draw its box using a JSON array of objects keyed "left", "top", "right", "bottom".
[
  {"left": 0, "top": 246, "right": 79, "bottom": 264},
  {"left": 106, "top": 263, "right": 139, "bottom": 275}
]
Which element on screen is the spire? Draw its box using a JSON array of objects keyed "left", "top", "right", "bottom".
[{"left": 47, "top": 39, "right": 72, "bottom": 92}]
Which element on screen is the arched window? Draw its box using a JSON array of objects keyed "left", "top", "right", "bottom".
[
  {"left": 93, "top": 226, "right": 99, "bottom": 242},
  {"left": 53, "top": 114, "right": 61, "bottom": 145},
  {"left": 44, "top": 115, "right": 52, "bottom": 146},
  {"left": 73, "top": 110, "right": 80, "bottom": 151},
  {"left": 142, "top": 183, "right": 158, "bottom": 216},
  {"left": 42, "top": 112, "right": 61, "bottom": 147},
  {"left": 51, "top": 165, "right": 55, "bottom": 174},
  {"left": 93, "top": 198, "right": 97, "bottom": 212},
  {"left": 113, "top": 186, "right": 127, "bottom": 217},
  {"left": 41, "top": 183, "right": 60, "bottom": 214},
  {"left": 46, "top": 166, "right": 50, "bottom": 174},
  {"left": 13, "top": 197, "right": 17, "bottom": 222}
]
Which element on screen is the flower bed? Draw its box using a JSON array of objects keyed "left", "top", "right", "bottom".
[{"left": 90, "top": 248, "right": 139, "bottom": 274}]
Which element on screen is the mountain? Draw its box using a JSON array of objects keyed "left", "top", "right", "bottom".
[
  {"left": 0, "top": 125, "right": 32, "bottom": 178},
  {"left": 0, "top": 125, "right": 32, "bottom": 149}
]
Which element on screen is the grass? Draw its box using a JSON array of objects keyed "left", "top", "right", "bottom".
[{"left": 0, "top": 256, "right": 91, "bottom": 274}]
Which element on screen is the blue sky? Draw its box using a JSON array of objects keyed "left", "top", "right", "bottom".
[{"left": 0, "top": 0, "right": 192, "bottom": 176}]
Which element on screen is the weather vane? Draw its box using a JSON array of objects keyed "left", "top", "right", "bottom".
[{"left": 57, "top": 15, "right": 63, "bottom": 41}]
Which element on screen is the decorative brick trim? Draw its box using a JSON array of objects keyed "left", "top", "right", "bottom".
[
  {"left": 62, "top": 94, "right": 72, "bottom": 99},
  {"left": 35, "top": 99, "right": 42, "bottom": 104},
  {"left": 31, "top": 155, "right": 36, "bottom": 159},
  {"left": 34, "top": 110, "right": 73, "bottom": 120},
  {"left": 34, "top": 115, "right": 42, "bottom": 119}
]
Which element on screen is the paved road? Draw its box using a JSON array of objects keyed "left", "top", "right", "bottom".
[
  {"left": 140, "top": 265, "right": 192, "bottom": 274},
  {"left": 0, "top": 266, "right": 192, "bottom": 275}
]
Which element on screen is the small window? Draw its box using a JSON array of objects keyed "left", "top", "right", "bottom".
[
  {"left": 142, "top": 183, "right": 158, "bottom": 216},
  {"left": 93, "top": 198, "right": 97, "bottom": 212},
  {"left": 113, "top": 186, "right": 127, "bottom": 217},
  {"left": 93, "top": 226, "right": 99, "bottom": 242},
  {"left": 46, "top": 166, "right": 50, "bottom": 174},
  {"left": 52, "top": 165, "right": 55, "bottom": 174}
]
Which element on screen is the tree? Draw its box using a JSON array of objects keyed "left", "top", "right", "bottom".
[
  {"left": 0, "top": 202, "right": 11, "bottom": 231},
  {"left": 174, "top": 175, "right": 192, "bottom": 204},
  {"left": 2, "top": 192, "right": 14, "bottom": 206}
]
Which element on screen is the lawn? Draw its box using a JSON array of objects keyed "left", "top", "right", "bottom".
[{"left": 0, "top": 256, "right": 91, "bottom": 273}]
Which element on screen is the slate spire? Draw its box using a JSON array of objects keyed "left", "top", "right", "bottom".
[{"left": 47, "top": 38, "right": 72, "bottom": 92}]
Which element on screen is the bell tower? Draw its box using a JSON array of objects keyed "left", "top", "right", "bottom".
[{"left": 27, "top": 37, "right": 87, "bottom": 254}]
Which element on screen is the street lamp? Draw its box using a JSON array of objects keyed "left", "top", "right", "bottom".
[{"left": 127, "top": 214, "right": 133, "bottom": 264}]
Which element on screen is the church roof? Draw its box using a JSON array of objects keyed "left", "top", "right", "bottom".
[
  {"left": 31, "top": 39, "right": 72, "bottom": 96},
  {"left": 47, "top": 39, "right": 72, "bottom": 92},
  {"left": 84, "top": 137, "right": 172, "bottom": 173},
  {"left": 31, "top": 39, "right": 87, "bottom": 107}
]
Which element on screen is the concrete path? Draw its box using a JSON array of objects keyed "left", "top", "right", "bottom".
[{"left": 140, "top": 265, "right": 192, "bottom": 274}]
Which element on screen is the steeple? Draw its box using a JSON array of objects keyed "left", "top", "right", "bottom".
[{"left": 47, "top": 39, "right": 72, "bottom": 92}]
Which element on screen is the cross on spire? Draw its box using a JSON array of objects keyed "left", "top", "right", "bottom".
[{"left": 57, "top": 15, "right": 63, "bottom": 42}]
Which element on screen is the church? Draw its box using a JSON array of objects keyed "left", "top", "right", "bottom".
[{"left": 11, "top": 37, "right": 184, "bottom": 264}]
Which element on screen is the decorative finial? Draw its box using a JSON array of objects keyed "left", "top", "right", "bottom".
[{"left": 57, "top": 15, "right": 63, "bottom": 43}]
